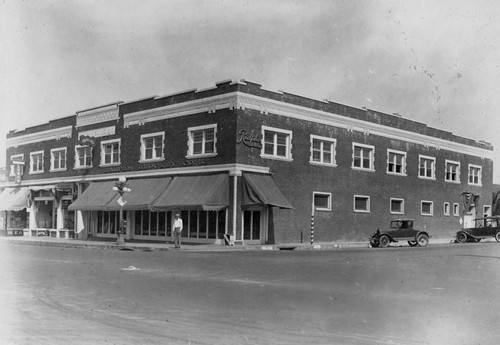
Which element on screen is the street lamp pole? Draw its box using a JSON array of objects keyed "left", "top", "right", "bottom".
[{"left": 113, "top": 176, "right": 131, "bottom": 246}]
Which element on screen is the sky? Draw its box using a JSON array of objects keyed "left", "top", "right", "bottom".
[{"left": 1, "top": 0, "right": 500, "bottom": 182}]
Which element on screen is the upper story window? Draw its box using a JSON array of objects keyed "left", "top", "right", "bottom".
[
  {"left": 9, "top": 154, "right": 24, "bottom": 176},
  {"left": 101, "top": 139, "right": 121, "bottom": 166},
  {"left": 445, "top": 160, "right": 460, "bottom": 183},
  {"left": 187, "top": 124, "right": 217, "bottom": 158},
  {"left": 352, "top": 143, "right": 374, "bottom": 171},
  {"left": 418, "top": 155, "right": 436, "bottom": 180},
  {"left": 310, "top": 135, "right": 336, "bottom": 166},
  {"left": 50, "top": 147, "right": 67, "bottom": 172},
  {"left": 387, "top": 149, "right": 406, "bottom": 175},
  {"left": 75, "top": 145, "right": 93, "bottom": 169},
  {"left": 468, "top": 164, "right": 482, "bottom": 186},
  {"left": 30, "top": 151, "right": 44, "bottom": 174},
  {"left": 261, "top": 126, "right": 293, "bottom": 161},
  {"left": 141, "top": 132, "right": 165, "bottom": 162}
]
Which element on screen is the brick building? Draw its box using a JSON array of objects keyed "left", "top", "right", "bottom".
[{"left": 1, "top": 79, "right": 495, "bottom": 244}]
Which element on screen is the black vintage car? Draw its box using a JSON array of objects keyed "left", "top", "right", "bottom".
[
  {"left": 455, "top": 216, "right": 500, "bottom": 243},
  {"left": 370, "top": 219, "right": 430, "bottom": 248}
]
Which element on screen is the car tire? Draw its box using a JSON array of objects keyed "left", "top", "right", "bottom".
[
  {"left": 379, "top": 235, "right": 390, "bottom": 248},
  {"left": 416, "top": 234, "right": 429, "bottom": 247},
  {"left": 495, "top": 232, "right": 500, "bottom": 243},
  {"left": 408, "top": 241, "right": 418, "bottom": 247},
  {"left": 456, "top": 232, "right": 467, "bottom": 243}
]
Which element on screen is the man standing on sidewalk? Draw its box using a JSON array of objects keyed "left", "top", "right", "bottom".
[{"left": 173, "top": 213, "right": 183, "bottom": 248}]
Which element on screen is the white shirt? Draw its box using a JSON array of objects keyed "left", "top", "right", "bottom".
[{"left": 174, "top": 217, "right": 183, "bottom": 231}]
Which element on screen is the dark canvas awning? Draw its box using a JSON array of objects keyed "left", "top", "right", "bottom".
[
  {"left": 242, "top": 173, "right": 293, "bottom": 209},
  {"left": 68, "top": 181, "right": 116, "bottom": 211},
  {"left": 69, "top": 178, "right": 172, "bottom": 211},
  {"left": 152, "top": 174, "right": 229, "bottom": 211},
  {"left": 0, "top": 187, "right": 29, "bottom": 211},
  {"left": 106, "top": 177, "right": 172, "bottom": 211}
]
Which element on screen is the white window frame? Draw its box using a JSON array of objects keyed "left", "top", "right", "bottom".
[
  {"left": 390, "top": 198, "right": 404, "bottom": 215},
  {"left": 100, "top": 139, "right": 121, "bottom": 166},
  {"left": 444, "top": 202, "right": 451, "bottom": 216},
  {"left": 9, "top": 154, "right": 24, "bottom": 176},
  {"left": 187, "top": 124, "right": 217, "bottom": 158},
  {"left": 421, "top": 200, "right": 434, "bottom": 216},
  {"left": 50, "top": 147, "right": 67, "bottom": 172},
  {"left": 468, "top": 164, "right": 482, "bottom": 186},
  {"left": 261, "top": 125, "right": 293, "bottom": 161},
  {"left": 29, "top": 150, "right": 44, "bottom": 174},
  {"left": 386, "top": 149, "right": 407, "bottom": 176},
  {"left": 75, "top": 145, "right": 93, "bottom": 169},
  {"left": 444, "top": 160, "right": 461, "bottom": 183},
  {"left": 418, "top": 155, "right": 436, "bottom": 180},
  {"left": 313, "top": 192, "right": 332, "bottom": 211},
  {"left": 353, "top": 195, "right": 370, "bottom": 213},
  {"left": 140, "top": 131, "right": 165, "bottom": 162},
  {"left": 352, "top": 143, "right": 375, "bottom": 172},
  {"left": 310, "top": 135, "right": 337, "bottom": 167},
  {"left": 453, "top": 203, "right": 460, "bottom": 216}
]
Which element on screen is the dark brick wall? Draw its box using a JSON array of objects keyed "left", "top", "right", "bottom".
[{"left": 236, "top": 108, "right": 494, "bottom": 242}]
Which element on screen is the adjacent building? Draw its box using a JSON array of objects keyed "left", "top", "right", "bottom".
[{"left": 1, "top": 79, "right": 495, "bottom": 244}]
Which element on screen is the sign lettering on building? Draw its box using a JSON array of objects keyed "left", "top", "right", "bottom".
[{"left": 237, "top": 129, "right": 262, "bottom": 149}]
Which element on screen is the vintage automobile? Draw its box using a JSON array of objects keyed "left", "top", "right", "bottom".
[
  {"left": 370, "top": 219, "right": 430, "bottom": 248},
  {"left": 455, "top": 216, "right": 500, "bottom": 243}
]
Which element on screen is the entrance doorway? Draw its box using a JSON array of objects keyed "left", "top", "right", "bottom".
[
  {"left": 35, "top": 200, "right": 54, "bottom": 228},
  {"left": 243, "top": 207, "right": 267, "bottom": 244}
]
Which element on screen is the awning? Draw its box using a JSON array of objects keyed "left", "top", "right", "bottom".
[
  {"left": 68, "top": 181, "right": 116, "bottom": 211},
  {"left": 68, "top": 178, "right": 172, "bottom": 211},
  {"left": 152, "top": 174, "right": 229, "bottom": 211},
  {"left": 0, "top": 187, "right": 29, "bottom": 211},
  {"left": 242, "top": 173, "right": 293, "bottom": 209},
  {"left": 106, "top": 177, "right": 172, "bottom": 211}
]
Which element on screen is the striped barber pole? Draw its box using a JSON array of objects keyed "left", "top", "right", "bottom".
[{"left": 310, "top": 213, "right": 314, "bottom": 244}]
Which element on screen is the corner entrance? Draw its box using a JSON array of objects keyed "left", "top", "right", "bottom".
[{"left": 242, "top": 207, "right": 267, "bottom": 244}]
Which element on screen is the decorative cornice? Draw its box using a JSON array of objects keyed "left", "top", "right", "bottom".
[
  {"left": 76, "top": 104, "right": 120, "bottom": 127},
  {"left": 122, "top": 91, "right": 493, "bottom": 160},
  {"left": 123, "top": 92, "right": 239, "bottom": 127},
  {"left": 6, "top": 126, "right": 73, "bottom": 148},
  {"left": 78, "top": 126, "right": 116, "bottom": 139}
]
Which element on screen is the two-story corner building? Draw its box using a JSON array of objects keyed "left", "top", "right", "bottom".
[{"left": 1, "top": 79, "right": 495, "bottom": 244}]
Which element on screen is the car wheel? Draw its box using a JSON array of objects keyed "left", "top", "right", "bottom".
[
  {"left": 416, "top": 234, "right": 429, "bottom": 247},
  {"left": 408, "top": 241, "right": 418, "bottom": 247},
  {"left": 495, "top": 232, "right": 500, "bottom": 243},
  {"left": 456, "top": 232, "right": 467, "bottom": 243},
  {"left": 379, "top": 235, "right": 390, "bottom": 248}
]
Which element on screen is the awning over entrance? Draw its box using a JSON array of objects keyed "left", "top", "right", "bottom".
[
  {"left": 69, "top": 178, "right": 173, "bottom": 211},
  {"left": 0, "top": 187, "right": 29, "bottom": 211},
  {"left": 152, "top": 174, "right": 229, "bottom": 211},
  {"left": 242, "top": 173, "right": 293, "bottom": 209},
  {"left": 107, "top": 177, "right": 172, "bottom": 211},
  {"left": 68, "top": 181, "right": 116, "bottom": 211}
]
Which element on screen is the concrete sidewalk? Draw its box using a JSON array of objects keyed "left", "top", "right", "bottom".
[{"left": 0, "top": 235, "right": 457, "bottom": 252}]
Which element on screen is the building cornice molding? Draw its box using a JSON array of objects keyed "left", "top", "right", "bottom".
[
  {"left": 6, "top": 126, "right": 73, "bottom": 148},
  {"left": 76, "top": 104, "right": 120, "bottom": 128}
]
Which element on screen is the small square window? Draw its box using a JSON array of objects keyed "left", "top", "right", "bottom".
[
  {"left": 390, "top": 198, "right": 404, "bottom": 214},
  {"left": 421, "top": 201, "right": 434, "bottom": 216},
  {"left": 314, "top": 192, "right": 331, "bottom": 211},
  {"left": 354, "top": 195, "right": 370, "bottom": 213}
]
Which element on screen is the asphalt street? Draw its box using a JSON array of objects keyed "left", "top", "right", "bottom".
[{"left": 0, "top": 241, "right": 499, "bottom": 345}]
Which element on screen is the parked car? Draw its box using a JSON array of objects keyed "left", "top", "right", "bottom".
[
  {"left": 370, "top": 219, "right": 430, "bottom": 248},
  {"left": 455, "top": 216, "right": 500, "bottom": 243}
]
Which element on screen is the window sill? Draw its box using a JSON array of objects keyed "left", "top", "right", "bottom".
[
  {"left": 310, "top": 161, "right": 337, "bottom": 168},
  {"left": 99, "top": 163, "right": 121, "bottom": 168},
  {"left": 186, "top": 153, "right": 217, "bottom": 159},
  {"left": 418, "top": 176, "right": 436, "bottom": 181},
  {"left": 74, "top": 166, "right": 93, "bottom": 170},
  {"left": 50, "top": 168, "right": 67, "bottom": 173},
  {"left": 261, "top": 154, "right": 293, "bottom": 162},
  {"left": 354, "top": 210, "right": 370, "bottom": 213},
  {"left": 139, "top": 158, "right": 165, "bottom": 164},
  {"left": 386, "top": 172, "right": 407, "bottom": 177},
  {"left": 29, "top": 171, "right": 44, "bottom": 175},
  {"left": 445, "top": 180, "right": 461, "bottom": 184},
  {"left": 351, "top": 167, "right": 375, "bottom": 173}
]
